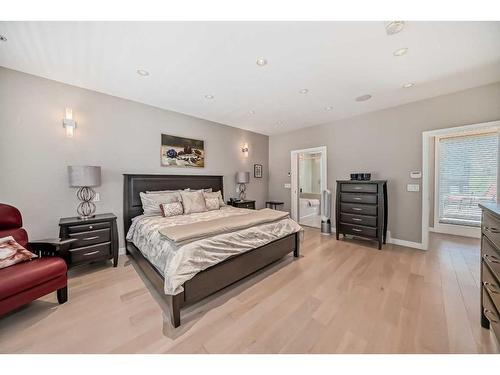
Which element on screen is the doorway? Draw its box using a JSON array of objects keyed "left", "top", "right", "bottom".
[{"left": 290, "top": 146, "right": 327, "bottom": 228}]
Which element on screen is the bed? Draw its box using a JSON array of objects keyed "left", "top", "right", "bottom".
[{"left": 123, "top": 174, "right": 301, "bottom": 327}]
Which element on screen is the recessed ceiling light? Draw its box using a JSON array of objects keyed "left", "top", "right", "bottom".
[
  {"left": 355, "top": 94, "right": 372, "bottom": 102},
  {"left": 393, "top": 48, "right": 408, "bottom": 57},
  {"left": 248, "top": 110, "right": 255, "bottom": 115},
  {"left": 325, "top": 106, "right": 334, "bottom": 111},
  {"left": 0, "top": 35, "right": 7, "bottom": 42},
  {"left": 136, "top": 69, "right": 149, "bottom": 76},
  {"left": 385, "top": 21, "right": 405, "bottom": 36},
  {"left": 256, "top": 58, "right": 268, "bottom": 67},
  {"left": 299, "top": 89, "right": 309, "bottom": 94},
  {"left": 204, "top": 94, "right": 214, "bottom": 100},
  {"left": 402, "top": 82, "right": 415, "bottom": 88}
]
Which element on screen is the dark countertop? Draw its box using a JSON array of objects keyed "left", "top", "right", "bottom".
[{"left": 479, "top": 202, "right": 500, "bottom": 219}]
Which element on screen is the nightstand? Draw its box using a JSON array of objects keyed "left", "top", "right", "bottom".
[
  {"left": 59, "top": 213, "right": 119, "bottom": 268},
  {"left": 227, "top": 200, "right": 256, "bottom": 210}
]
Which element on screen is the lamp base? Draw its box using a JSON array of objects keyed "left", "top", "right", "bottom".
[
  {"left": 76, "top": 187, "right": 97, "bottom": 219},
  {"left": 238, "top": 183, "right": 247, "bottom": 200}
]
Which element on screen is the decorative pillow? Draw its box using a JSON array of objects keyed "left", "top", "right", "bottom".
[
  {"left": 180, "top": 190, "right": 208, "bottom": 214},
  {"left": 205, "top": 197, "right": 220, "bottom": 211},
  {"left": 140, "top": 192, "right": 180, "bottom": 215},
  {"left": 160, "top": 202, "right": 184, "bottom": 217},
  {"left": 0, "top": 236, "right": 37, "bottom": 270},
  {"left": 203, "top": 190, "right": 226, "bottom": 207}
]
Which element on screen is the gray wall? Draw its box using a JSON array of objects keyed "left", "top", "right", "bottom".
[
  {"left": 268, "top": 82, "right": 500, "bottom": 243},
  {"left": 0, "top": 67, "right": 269, "bottom": 247}
]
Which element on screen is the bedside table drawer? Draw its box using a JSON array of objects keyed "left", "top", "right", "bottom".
[
  {"left": 239, "top": 202, "right": 255, "bottom": 209},
  {"left": 70, "top": 242, "right": 111, "bottom": 264},
  {"left": 68, "top": 221, "right": 111, "bottom": 234},
  {"left": 69, "top": 228, "right": 110, "bottom": 248}
]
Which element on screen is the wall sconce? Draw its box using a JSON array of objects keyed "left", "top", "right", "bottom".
[
  {"left": 63, "top": 108, "right": 77, "bottom": 138},
  {"left": 241, "top": 142, "right": 249, "bottom": 157}
]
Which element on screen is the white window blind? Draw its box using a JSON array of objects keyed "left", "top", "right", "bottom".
[{"left": 437, "top": 131, "right": 498, "bottom": 227}]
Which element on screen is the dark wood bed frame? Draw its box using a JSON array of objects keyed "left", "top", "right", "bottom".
[{"left": 123, "top": 174, "right": 300, "bottom": 328}]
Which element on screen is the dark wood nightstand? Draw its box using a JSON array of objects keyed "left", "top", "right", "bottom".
[
  {"left": 59, "top": 213, "right": 119, "bottom": 268},
  {"left": 227, "top": 200, "right": 256, "bottom": 210}
]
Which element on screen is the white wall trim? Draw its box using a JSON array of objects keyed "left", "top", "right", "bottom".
[
  {"left": 119, "top": 247, "right": 126, "bottom": 255},
  {"left": 421, "top": 119, "right": 500, "bottom": 250},
  {"left": 290, "top": 146, "right": 327, "bottom": 222},
  {"left": 386, "top": 230, "right": 424, "bottom": 250},
  {"left": 429, "top": 224, "right": 481, "bottom": 238}
]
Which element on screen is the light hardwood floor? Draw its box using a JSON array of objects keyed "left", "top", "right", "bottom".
[{"left": 1, "top": 228, "right": 498, "bottom": 354}]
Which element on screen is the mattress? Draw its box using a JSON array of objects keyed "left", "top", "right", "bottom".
[{"left": 126, "top": 206, "right": 301, "bottom": 295}]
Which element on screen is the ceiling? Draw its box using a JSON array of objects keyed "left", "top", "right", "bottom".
[{"left": 1, "top": 21, "right": 500, "bottom": 135}]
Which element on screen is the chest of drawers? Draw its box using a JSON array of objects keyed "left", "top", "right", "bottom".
[
  {"left": 59, "top": 213, "right": 119, "bottom": 268},
  {"left": 479, "top": 203, "right": 500, "bottom": 343},
  {"left": 335, "top": 180, "right": 388, "bottom": 250}
]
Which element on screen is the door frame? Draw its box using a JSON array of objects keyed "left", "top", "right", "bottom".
[
  {"left": 421, "top": 120, "right": 500, "bottom": 250},
  {"left": 290, "top": 146, "right": 327, "bottom": 222}
]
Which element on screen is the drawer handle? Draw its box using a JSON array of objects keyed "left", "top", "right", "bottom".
[
  {"left": 484, "top": 254, "right": 500, "bottom": 264},
  {"left": 352, "top": 208, "right": 362, "bottom": 211},
  {"left": 354, "top": 187, "right": 362, "bottom": 190},
  {"left": 354, "top": 197, "right": 362, "bottom": 200},
  {"left": 89, "top": 225, "right": 93, "bottom": 230},
  {"left": 83, "top": 250, "right": 100, "bottom": 256},
  {"left": 486, "top": 226, "right": 500, "bottom": 234},
  {"left": 352, "top": 228, "right": 362, "bottom": 232},
  {"left": 484, "top": 282, "right": 499, "bottom": 294},
  {"left": 352, "top": 218, "right": 362, "bottom": 222},
  {"left": 82, "top": 236, "right": 99, "bottom": 241},
  {"left": 484, "top": 309, "right": 499, "bottom": 323}
]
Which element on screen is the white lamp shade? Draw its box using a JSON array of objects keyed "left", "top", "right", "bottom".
[
  {"left": 236, "top": 171, "right": 250, "bottom": 184},
  {"left": 68, "top": 166, "right": 101, "bottom": 187}
]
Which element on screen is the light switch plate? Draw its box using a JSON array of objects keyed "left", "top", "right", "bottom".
[
  {"left": 407, "top": 184, "right": 420, "bottom": 192},
  {"left": 284, "top": 183, "right": 291, "bottom": 189},
  {"left": 92, "top": 193, "right": 100, "bottom": 202},
  {"left": 410, "top": 171, "right": 422, "bottom": 179}
]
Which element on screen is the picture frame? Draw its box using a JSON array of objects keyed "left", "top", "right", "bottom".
[
  {"left": 161, "top": 134, "right": 205, "bottom": 168},
  {"left": 254, "top": 164, "right": 263, "bottom": 178}
]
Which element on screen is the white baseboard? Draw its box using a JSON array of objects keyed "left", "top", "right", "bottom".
[{"left": 386, "top": 230, "right": 425, "bottom": 250}]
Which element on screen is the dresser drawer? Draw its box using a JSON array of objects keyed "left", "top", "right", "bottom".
[
  {"left": 340, "top": 203, "right": 377, "bottom": 216},
  {"left": 482, "top": 288, "right": 500, "bottom": 338},
  {"left": 482, "top": 212, "right": 500, "bottom": 250},
  {"left": 69, "top": 242, "right": 111, "bottom": 264},
  {"left": 340, "top": 183, "right": 377, "bottom": 193},
  {"left": 482, "top": 262, "right": 500, "bottom": 310},
  {"left": 340, "top": 223, "right": 377, "bottom": 239},
  {"left": 482, "top": 236, "right": 500, "bottom": 281},
  {"left": 68, "top": 221, "right": 111, "bottom": 234},
  {"left": 340, "top": 213, "right": 377, "bottom": 227},
  {"left": 341, "top": 193, "right": 377, "bottom": 205},
  {"left": 68, "top": 228, "right": 110, "bottom": 248}
]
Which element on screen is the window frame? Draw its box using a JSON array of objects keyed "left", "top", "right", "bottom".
[{"left": 433, "top": 129, "right": 498, "bottom": 238}]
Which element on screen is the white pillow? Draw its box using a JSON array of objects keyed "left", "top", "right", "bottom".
[
  {"left": 203, "top": 190, "right": 225, "bottom": 207},
  {"left": 205, "top": 197, "right": 220, "bottom": 211},
  {"left": 140, "top": 192, "right": 180, "bottom": 215},
  {"left": 180, "top": 190, "right": 208, "bottom": 214}
]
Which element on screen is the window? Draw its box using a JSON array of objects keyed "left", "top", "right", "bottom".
[{"left": 436, "top": 131, "right": 498, "bottom": 227}]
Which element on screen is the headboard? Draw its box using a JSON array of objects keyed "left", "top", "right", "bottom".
[{"left": 123, "top": 174, "right": 224, "bottom": 241}]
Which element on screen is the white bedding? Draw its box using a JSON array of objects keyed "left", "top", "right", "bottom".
[{"left": 126, "top": 206, "right": 302, "bottom": 295}]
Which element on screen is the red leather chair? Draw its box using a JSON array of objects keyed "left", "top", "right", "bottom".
[{"left": 0, "top": 203, "right": 74, "bottom": 316}]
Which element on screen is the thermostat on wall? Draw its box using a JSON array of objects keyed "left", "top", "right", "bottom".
[{"left": 410, "top": 171, "right": 422, "bottom": 179}]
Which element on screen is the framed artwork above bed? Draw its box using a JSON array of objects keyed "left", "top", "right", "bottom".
[{"left": 161, "top": 134, "right": 205, "bottom": 168}]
